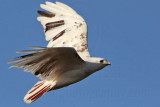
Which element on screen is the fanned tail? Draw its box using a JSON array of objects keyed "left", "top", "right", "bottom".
[{"left": 24, "top": 81, "right": 56, "bottom": 103}]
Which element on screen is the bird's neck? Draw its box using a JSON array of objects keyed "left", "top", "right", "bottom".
[
  {"left": 83, "top": 57, "right": 105, "bottom": 75},
  {"left": 84, "top": 62, "right": 104, "bottom": 75},
  {"left": 88, "top": 62, "right": 102, "bottom": 70}
]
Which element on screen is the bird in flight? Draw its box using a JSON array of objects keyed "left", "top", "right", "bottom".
[{"left": 8, "top": 1, "right": 111, "bottom": 104}]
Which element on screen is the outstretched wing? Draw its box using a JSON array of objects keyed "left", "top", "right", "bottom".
[
  {"left": 37, "top": 1, "right": 90, "bottom": 60},
  {"left": 8, "top": 47, "right": 85, "bottom": 80}
]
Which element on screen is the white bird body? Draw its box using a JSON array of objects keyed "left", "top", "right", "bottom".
[
  {"left": 9, "top": 1, "right": 111, "bottom": 103},
  {"left": 52, "top": 61, "right": 106, "bottom": 90},
  {"left": 54, "top": 66, "right": 88, "bottom": 89}
]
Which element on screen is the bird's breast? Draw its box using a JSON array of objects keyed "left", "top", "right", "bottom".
[{"left": 53, "top": 67, "right": 90, "bottom": 90}]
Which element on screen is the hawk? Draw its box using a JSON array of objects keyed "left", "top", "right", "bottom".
[{"left": 8, "top": 1, "right": 111, "bottom": 103}]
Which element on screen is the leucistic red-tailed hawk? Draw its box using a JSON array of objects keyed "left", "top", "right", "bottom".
[{"left": 8, "top": 1, "right": 111, "bottom": 103}]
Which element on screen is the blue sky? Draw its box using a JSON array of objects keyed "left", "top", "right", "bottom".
[{"left": 0, "top": 0, "right": 160, "bottom": 107}]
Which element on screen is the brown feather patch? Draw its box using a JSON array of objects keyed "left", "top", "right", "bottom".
[
  {"left": 29, "top": 82, "right": 44, "bottom": 94},
  {"left": 27, "top": 85, "right": 51, "bottom": 102},
  {"left": 37, "top": 10, "right": 55, "bottom": 17},
  {"left": 45, "top": 20, "right": 65, "bottom": 32},
  {"left": 52, "top": 30, "right": 66, "bottom": 41}
]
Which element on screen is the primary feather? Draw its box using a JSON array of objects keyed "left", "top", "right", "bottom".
[{"left": 9, "top": 47, "right": 84, "bottom": 80}]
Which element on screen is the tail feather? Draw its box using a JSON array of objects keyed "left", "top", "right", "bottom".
[{"left": 24, "top": 81, "right": 56, "bottom": 103}]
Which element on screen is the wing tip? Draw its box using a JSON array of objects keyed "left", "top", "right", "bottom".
[
  {"left": 45, "top": 1, "right": 53, "bottom": 5},
  {"left": 40, "top": 4, "right": 45, "bottom": 8}
]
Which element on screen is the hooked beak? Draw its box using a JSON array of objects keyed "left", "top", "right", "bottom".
[{"left": 104, "top": 60, "right": 111, "bottom": 65}]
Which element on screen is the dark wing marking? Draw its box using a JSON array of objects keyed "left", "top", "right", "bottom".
[
  {"left": 8, "top": 47, "right": 84, "bottom": 80},
  {"left": 45, "top": 20, "right": 64, "bottom": 32},
  {"left": 37, "top": 10, "right": 55, "bottom": 18},
  {"left": 52, "top": 30, "right": 65, "bottom": 41}
]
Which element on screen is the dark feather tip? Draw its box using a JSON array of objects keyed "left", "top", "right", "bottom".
[{"left": 37, "top": 10, "right": 55, "bottom": 18}]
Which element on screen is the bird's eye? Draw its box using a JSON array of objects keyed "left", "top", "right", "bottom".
[{"left": 100, "top": 60, "right": 104, "bottom": 63}]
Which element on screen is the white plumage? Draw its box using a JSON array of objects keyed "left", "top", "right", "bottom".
[
  {"left": 37, "top": 1, "right": 89, "bottom": 59},
  {"left": 8, "top": 1, "right": 111, "bottom": 104}
]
